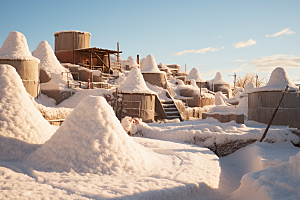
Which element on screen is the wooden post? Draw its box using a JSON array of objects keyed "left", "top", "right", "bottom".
[
  {"left": 260, "top": 85, "right": 289, "bottom": 142},
  {"left": 200, "top": 82, "right": 202, "bottom": 107},
  {"left": 114, "top": 87, "right": 118, "bottom": 115},
  {"left": 137, "top": 54, "right": 140, "bottom": 64},
  {"left": 117, "top": 42, "right": 120, "bottom": 62},
  {"left": 73, "top": 32, "right": 75, "bottom": 64},
  {"left": 255, "top": 74, "right": 258, "bottom": 87},
  {"left": 89, "top": 51, "right": 92, "bottom": 69}
]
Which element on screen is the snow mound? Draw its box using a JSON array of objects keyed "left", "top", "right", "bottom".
[
  {"left": 215, "top": 91, "right": 228, "bottom": 100},
  {"left": 118, "top": 67, "right": 155, "bottom": 94},
  {"left": 240, "top": 82, "right": 255, "bottom": 97},
  {"left": 0, "top": 64, "right": 55, "bottom": 144},
  {"left": 232, "top": 149, "right": 300, "bottom": 200},
  {"left": 0, "top": 31, "right": 39, "bottom": 62},
  {"left": 215, "top": 96, "right": 228, "bottom": 106},
  {"left": 141, "top": 54, "right": 161, "bottom": 73},
  {"left": 210, "top": 72, "right": 230, "bottom": 85},
  {"left": 186, "top": 68, "right": 206, "bottom": 82},
  {"left": 32, "top": 40, "right": 70, "bottom": 90},
  {"left": 251, "top": 67, "right": 298, "bottom": 93},
  {"left": 237, "top": 97, "right": 248, "bottom": 108},
  {"left": 32, "top": 40, "right": 67, "bottom": 75},
  {"left": 234, "top": 91, "right": 241, "bottom": 99},
  {"left": 27, "top": 96, "right": 149, "bottom": 174},
  {"left": 127, "top": 56, "right": 134, "bottom": 61}
]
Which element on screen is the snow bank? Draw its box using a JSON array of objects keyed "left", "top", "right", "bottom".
[
  {"left": 0, "top": 31, "right": 39, "bottom": 62},
  {"left": 32, "top": 40, "right": 71, "bottom": 90},
  {"left": 250, "top": 67, "right": 298, "bottom": 93},
  {"left": 215, "top": 91, "right": 228, "bottom": 100},
  {"left": 232, "top": 143, "right": 300, "bottom": 200},
  {"left": 186, "top": 68, "right": 206, "bottom": 82},
  {"left": 140, "top": 54, "right": 162, "bottom": 73},
  {"left": 0, "top": 64, "right": 56, "bottom": 160},
  {"left": 209, "top": 72, "right": 230, "bottom": 85},
  {"left": 58, "top": 88, "right": 113, "bottom": 108},
  {"left": 118, "top": 67, "right": 155, "bottom": 94},
  {"left": 27, "top": 96, "right": 150, "bottom": 174},
  {"left": 240, "top": 82, "right": 255, "bottom": 97},
  {"left": 132, "top": 119, "right": 299, "bottom": 148}
]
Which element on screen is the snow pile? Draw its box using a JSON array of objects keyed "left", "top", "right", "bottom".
[
  {"left": 27, "top": 96, "right": 149, "bottom": 174},
  {"left": 237, "top": 97, "right": 248, "bottom": 108},
  {"left": 30, "top": 95, "right": 73, "bottom": 120},
  {"left": 209, "top": 72, "right": 230, "bottom": 85},
  {"left": 32, "top": 40, "right": 71, "bottom": 90},
  {"left": 234, "top": 91, "right": 241, "bottom": 99},
  {"left": 0, "top": 31, "right": 39, "bottom": 62},
  {"left": 251, "top": 67, "right": 298, "bottom": 93},
  {"left": 186, "top": 68, "right": 206, "bottom": 82},
  {"left": 240, "top": 82, "right": 255, "bottom": 97},
  {"left": 118, "top": 67, "right": 155, "bottom": 94},
  {"left": 158, "top": 62, "right": 172, "bottom": 73},
  {"left": 232, "top": 144, "right": 300, "bottom": 200},
  {"left": 215, "top": 91, "right": 228, "bottom": 100},
  {"left": 140, "top": 54, "right": 162, "bottom": 73},
  {"left": 58, "top": 88, "right": 113, "bottom": 108},
  {"left": 0, "top": 64, "right": 56, "bottom": 160},
  {"left": 146, "top": 82, "right": 171, "bottom": 101},
  {"left": 215, "top": 96, "right": 228, "bottom": 106}
]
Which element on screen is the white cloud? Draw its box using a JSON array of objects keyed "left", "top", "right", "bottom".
[
  {"left": 172, "top": 46, "right": 224, "bottom": 56},
  {"left": 213, "top": 35, "right": 222, "bottom": 39},
  {"left": 250, "top": 54, "right": 300, "bottom": 72},
  {"left": 266, "top": 28, "right": 295, "bottom": 37},
  {"left": 232, "top": 39, "right": 256, "bottom": 49},
  {"left": 225, "top": 63, "right": 248, "bottom": 73},
  {"left": 232, "top": 59, "right": 247, "bottom": 62}
]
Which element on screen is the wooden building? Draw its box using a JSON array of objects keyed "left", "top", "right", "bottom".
[{"left": 54, "top": 30, "right": 122, "bottom": 73}]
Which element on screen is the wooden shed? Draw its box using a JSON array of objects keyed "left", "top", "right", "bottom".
[{"left": 248, "top": 67, "right": 300, "bottom": 129}]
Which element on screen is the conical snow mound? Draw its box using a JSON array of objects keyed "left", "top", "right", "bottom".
[
  {"left": 252, "top": 67, "right": 298, "bottom": 92},
  {"left": 141, "top": 54, "right": 161, "bottom": 73},
  {"left": 26, "top": 96, "right": 149, "bottom": 174},
  {"left": 186, "top": 68, "right": 206, "bottom": 82},
  {"left": 32, "top": 40, "right": 67, "bottom": 75},
  {"left": 0, "top": 64, "right": 55, "bottom": 144},
  {"left": 240, "top": 83, "right": 255, "bottom": 97},
  {"left": 32, "top": 40, "right": 70, "bottom": 90},
  {"left": 127, "top": 56, "right": 134, "bottom": 61},
  {"left": 210, "top": 72, "right": 229, "bottom": 84},
  {"left": 118, "top": 67, "right": 155, "bottom": 94},
  {"left": 215, "top": 96, "right": 227, "bottom": 106},
  {"left": 266, "top": 67, "right": 298, "bottom": 90},
  {"left": 0, "top": 31, "right": 39, "bottom": 62}
]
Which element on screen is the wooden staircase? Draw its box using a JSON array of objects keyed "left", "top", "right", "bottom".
[{"left": 161, "top": 100, "right": 181, "bottom": 120}]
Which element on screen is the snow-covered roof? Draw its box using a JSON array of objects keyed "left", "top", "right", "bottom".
[
  {"left": 186, "top": 68, "right": 206, "bottom": 82},
  {"left": 140, "top": 54, "right": 162, "bottom": 73},
  {"left": 250, "top": 67, "right": 299, "bottom": 93},
  {"left": 53, "top": 30, "right": 91, "bottom": 36},
  {"left": 240, "top": 82, "right": 255, "bottom": 97},
  {"left": 26, "top": 96, "right": 149, "bottom": 174},
  {"left": 118, "top": 67, "right": 156, "bottom": 94},
  {"left": 0, "top": 64, "right": 55, "bottom": 145},
  {"left": 0, "top": 31, "right": 40, "bottom": 62},
  {"left": 209, "top": 72, "right": 230, "bottom": 85}
]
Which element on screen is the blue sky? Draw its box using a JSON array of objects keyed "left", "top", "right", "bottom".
[{"left": 0, "top": 0, "right": 299, "bottom": 84}]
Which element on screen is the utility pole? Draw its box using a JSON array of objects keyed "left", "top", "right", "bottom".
[
  {"left": 255, "top": 74, "right": 258, "bottom": 87},
  {"left": 117, "top": 42, "right": 120, "bottom": 62},
  {"left": 229, "top": 73, "right": 237, "bottom": 92}
]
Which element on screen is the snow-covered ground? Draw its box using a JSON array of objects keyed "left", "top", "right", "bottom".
[{"left": 0, "top": 36, "right": 299, "bottom": 199}]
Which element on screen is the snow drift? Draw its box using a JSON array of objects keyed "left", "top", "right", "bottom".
[
  {"left": 27, "top": 96, "right": 149, "bottom": 174},
  {"left": 186, "top": 68, "right": 206, "bottom": 82}
]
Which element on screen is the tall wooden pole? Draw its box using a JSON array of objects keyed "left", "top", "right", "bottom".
[
  {"left": 137, "top": 54, "right": 140, "bottom": 64},
  {"left": 73, "top": 32, "right": 75, "bottom": 64},
  {"left": 117, "top": 42, "right": 120, "bottom": 62}
]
